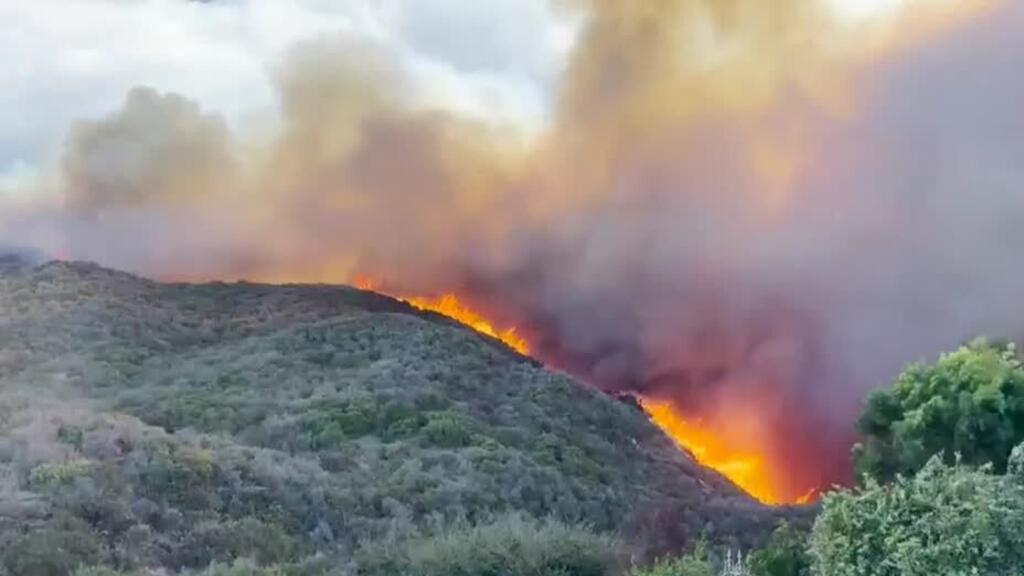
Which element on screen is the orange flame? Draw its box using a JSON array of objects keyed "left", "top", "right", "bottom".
[
  {"left": 403, "top": 293, "right": 530, "bottom": 355},
  {"left": 353, "top": 274, "right": 376, "bottom": 291},
  {"left": 639, "top": 396, "right": 809, "bottom": 506},
  {"left": 353, "top": 277, "right": 529, "bottom": 355},
  {"left": 354, "top": 277, "right": 820, "bottom": 502}
]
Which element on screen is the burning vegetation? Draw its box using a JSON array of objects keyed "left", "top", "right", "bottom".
[
  {"left": 402, "top": 294, "right": 531, "bottom": 356},
  {"left": 367, "top": 282, "right": 820, "bottom": 505},
  {"left": 356, "top": 276, "right": 530, "bottom": 355},
  {"left": 640, "top": 397, "right": 816, "bottom": 505}
]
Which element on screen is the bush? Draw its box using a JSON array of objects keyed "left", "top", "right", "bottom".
[
  {"left": 854, "top": 339, "right": 1024, "bottom": 483},
  {"left": 170, "top": 518, "right": 301, "bottom": 569},
  {"left": 28, "top": 459, "right": 95, "bottom": 488},
  {"left": 358, "top": 514, "right": 619, "bottom": 576},
  {"left": 73, "top": 569, "right": 140, "bottom": 576},
  {"left": 630, "top": 543, "right": 713, "bottom": 576},
  {"left": 420, "top": 411, "right": 475, "bottom": 448},
  {"left": 2, "top": 518, "right": 105, "bottom": 576},
  {"left": 747, "top": 522, "right": 810, "bottom": 576},
  {"left": 187, "top": 560, "right": 287, "bottom": 576},
  {"left": 810, "top": 444, "right": 1024, "bottom": 575}
]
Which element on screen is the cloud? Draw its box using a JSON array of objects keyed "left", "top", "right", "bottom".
[{"left": 0, "top": 0, "right": 569, "bottom": 181}]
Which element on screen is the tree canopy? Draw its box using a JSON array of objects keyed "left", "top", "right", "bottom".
[
  {"left": 810, "top": 444, "right": 1024, "bottom": 575},
  {"left": 853, "top": 339, "right": 1024, "bottom": 483}
]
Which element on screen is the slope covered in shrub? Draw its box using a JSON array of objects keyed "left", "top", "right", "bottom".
[{"left": 0, "top": 260, "right": 785, "bottom": 575}]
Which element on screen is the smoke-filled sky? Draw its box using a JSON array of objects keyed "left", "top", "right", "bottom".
[{"left": 2, "top": 0, "right": 1020, "bottom": 499}]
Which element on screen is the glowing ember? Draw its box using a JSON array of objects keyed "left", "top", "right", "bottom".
[
  {"left": 640, "top": 397, "right": 808, "bottom": 506},
  {"left": 795, "top": 488, "right": 818, "bottom": 505},
  {"left": 353, "top": 275, "right": 376, "bottom": 291}
]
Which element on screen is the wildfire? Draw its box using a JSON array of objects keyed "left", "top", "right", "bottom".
[
  {"left": 353, "top": 277, "right": 530, "bottom": 354},
  {"left": 640, "top": 396, "right": 808, "bottom": 506},
  {"left": 351, "top": 276, "right": 824, "bottom": 503},
  {"left": 403, "top": 294, "right": 530, "bottom": 354}
]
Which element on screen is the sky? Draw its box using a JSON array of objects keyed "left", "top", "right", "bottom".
[{"left": 0, "top": 0, "right": 577, "bottom": 194}]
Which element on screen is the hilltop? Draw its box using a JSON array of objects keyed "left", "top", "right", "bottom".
[{"left": 0, "top": 260, "right": 792, "bottom": 575}]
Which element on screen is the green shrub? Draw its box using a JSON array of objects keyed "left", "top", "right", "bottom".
[
  {"left": 747, "top": 523, "right": 810, "bottom": 576},
  {"left": 133, "top": 442, "right": 219, "bottom": 510},
  {"left": 630, "top": 544, "right": 713, "bottom": 576},
  {"left": 810, "top": 444, "right": 1024, "bottom": 575},
  {"left": 57, "top": 424, "right": 86, "bottom": 450},
  {"left": 28, "top": 459, "right": 94, "bottom": 488},
  {"left": 189, "top": 560, "right": 287, "bottom": 576},
  {"left": 358, "top": 514, "right": 619, "bottom": 576},
  {"left": 2, "top": 518, "right": 105, "bottom": 576},
  {"left": 420, "top": 411, "right": 475, "bottom": 448},
  {"left": 73, "top": 568, "right": 140, "bottom": 576},
  {"left": 171, "top": 518, "right": 301, "bottom": 569}
]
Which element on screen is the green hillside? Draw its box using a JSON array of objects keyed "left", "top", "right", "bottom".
[{"left": 0, "top": 259, "right": 788, "bottom": 575}]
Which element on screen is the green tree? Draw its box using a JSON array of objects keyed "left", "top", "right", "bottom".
[
  {"left": 853, "top": 339, "right": 1024, "bottom": 483},
  {"left": 747, "top": 522, "right": 811, "bottom": 576},
  {"left": 810, "top": 443, "right": 1024, "bottom": 575}
]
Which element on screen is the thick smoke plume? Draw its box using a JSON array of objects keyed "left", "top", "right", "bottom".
[{"left": 1, "top": 0, "right": 1019, "bottom": 500}]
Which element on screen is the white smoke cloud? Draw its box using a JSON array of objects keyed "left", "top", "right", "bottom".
[{"left": 0, "top": 0, "right": 569, "bottom": 189}]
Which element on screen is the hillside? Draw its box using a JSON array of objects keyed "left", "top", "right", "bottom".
[{"left": 0, "top": 259, "right": 789, "bottom": 575}]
